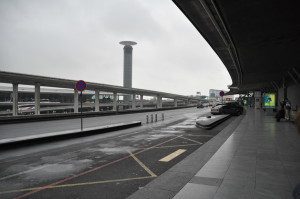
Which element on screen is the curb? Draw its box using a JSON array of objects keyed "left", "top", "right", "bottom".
[{"left": 0, "top": 121, "right": 141, "bottom": 149}]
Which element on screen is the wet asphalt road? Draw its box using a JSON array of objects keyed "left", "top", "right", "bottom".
[
  {"left": 0, "top": 108, "right": 205, "bottom": 139},
  {"left": 0, "top": 108, "right": 235, "bottom": 199}
]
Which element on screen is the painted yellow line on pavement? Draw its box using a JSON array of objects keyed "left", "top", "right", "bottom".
[
  {"left": 179, "top": 136, "right": 203, "bottom": 144},
  {"left": 128, "top": 151, "right": 157, "bottom": 177},
  {"left": 13, "top": 135, "right": 183, "bottom": 199},
  {"left": 159, "top": 149, "right": 186, "bottom": 162},
  {"left": 0, "top": 176, "right": 155, "bottom": 195}
]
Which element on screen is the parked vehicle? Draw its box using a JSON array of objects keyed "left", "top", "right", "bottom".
[
  {"left": 211, "top": 104, "right": 224, "bottom": 114},
  {"left": 197, "top": 103, "right": 204, "bottom": 108},
  {"left": 211, "top": 102, "right": 243, "bottom": 116}
]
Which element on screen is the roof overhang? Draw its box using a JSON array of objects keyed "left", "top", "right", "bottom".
[{"left": 173, "top": 0, "right": 300, "bottom": 94}]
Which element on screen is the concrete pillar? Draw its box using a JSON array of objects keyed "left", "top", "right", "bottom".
[
  {"left": 132, "top": 94, "right": 136, "bottom": 109},
  {"left": 157, "top": 96, "right": 162, "bottom": 108},
  {"left": 35, "top": 83, "right": 41, "bottom": 115},
  {"left": 113, "top": 92, "right": 117, "bottom": 111},
  {"left": 174, "top": 99, "right": 178, "bottom": 107},
  {"left": 254, "top": 91, "right": 261, "bottom": 109},
  {"left": 74, "top": 89, "right": 79, "bottom": 113},
  {"left": 12, "top": 83, "right": 18, "bottom": 116},
  {"left": 140, "top": 95, "right": 144, "bottom": 108},
  {"left": 95, "top": 89, "right": 99, "bottom": 112}
]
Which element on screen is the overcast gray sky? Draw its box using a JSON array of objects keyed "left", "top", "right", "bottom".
[{"left": 0, "top": 0, "right": 231, "bottom": 96}]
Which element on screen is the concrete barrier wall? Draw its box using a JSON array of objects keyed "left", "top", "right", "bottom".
[{"left": 0, "top": 105, "right": 196, "bottom": 124}]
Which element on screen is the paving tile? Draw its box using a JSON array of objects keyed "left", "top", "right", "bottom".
[
  {"left": 196, "top": 167, "right": 228, "bottom": 179},
  {"left": 256, "top": 159, "right": 283, "bottom": 169},
  {"left": 213, "top": 178, "right": 254, "bottom": 199},
  {"left": 190, "top": 176, "right": 222, "bottom": 187},
  {"left": 256, "top": 166, "right": 286, "bottom": 176},
  {"left": 173, "top": 183, "right": 218, "bottom": 199},
  {"left": 224, "top": 167, "right": 255, "bottom": 180},
  {"left": 128, "top": 187, "right": 175, "bottom": 199},
  {"left": 257, "top": 152, "right": 280, "bottom": 161},
  {"left": 145, "top": 171, "right": 193, "bottom": 192},
  {"left": 256, "top": 170, "right": 291, "bottom": 188},
  {"left": 288, "top": 175, "right": 300, "bottom": 188},
  {"left": 254, "top": 184, "right": 293, "bottom": 199},
  {"left": 201, "top": 159, "right": 231, "bottom": 170},
  {"left": 280, "top": 153, "right": 300, "bottom": 163}
]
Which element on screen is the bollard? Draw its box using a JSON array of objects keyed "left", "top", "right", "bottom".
[
  {"left": 150, "top": 114, "right": 154, "bottom": 123},
  {"left": 162, "top": 113, "right": 164, "bottom": 121},
  {"left": 146, "top": 115, "right": 149, "bottom": 124},
  {"left": 155, "top": 114, "right": 158, "bottom": 122}
]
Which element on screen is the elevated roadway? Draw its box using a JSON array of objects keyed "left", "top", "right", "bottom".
[{"left": 0, "top": 70, "right": 200, "bottom": 116}]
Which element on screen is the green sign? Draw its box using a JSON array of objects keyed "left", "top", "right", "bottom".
[{"left": 263, "top": 93, "right": 275, "bottom": 108}]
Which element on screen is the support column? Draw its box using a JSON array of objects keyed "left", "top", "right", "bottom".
[
  {"left": 95, "top": 89, "right": 99, "bottom": 112},
  {"left": 254, "top": 91, "right": 261, "bottom": 109},
  {"left": 35, "top": 83, "right": 40, "bottom": 115},
  {"left": 132, "top": 94, "right": 136, "bottom": 109},
  {"left": 12, "top": 83, "right": 18, "bottom": 116},
  {"left": 74, "top": 89, "right": 79, "bottom": 113},
  {"left": 157, "top": 96, "right": 162, "bottom": 108},
  {"left": 187, "top": 99, "right": 191, "bottom": 106},
  {"left": 113, "top": 92, "right": 117, "bottom": 111},
  {"left": 283, "top": 77, "right": 287, "bottom": 99},
  {"left": 174, "top": 99, "right": 178, "bottom": 107},
  {"left": 140, "top": 95, "right": 144, "bottom": 108}
]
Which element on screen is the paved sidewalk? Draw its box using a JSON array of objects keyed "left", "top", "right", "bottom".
[{"left": 173, "top": 109, "right": 300, "bottom": 199}]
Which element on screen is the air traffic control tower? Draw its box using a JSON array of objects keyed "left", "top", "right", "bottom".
[{"left": 119, "top": 41, "right": 137, "bottom": 102}]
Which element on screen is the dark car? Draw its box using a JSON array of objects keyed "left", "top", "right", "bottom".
[
  {"left": 211, "top": 102, "right": 243, "bottom": 116},
  {"left": 197, "top": 103, "right": 204, "bottom": 108}
]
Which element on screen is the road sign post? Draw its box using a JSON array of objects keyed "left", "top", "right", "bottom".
[
  {"left": 75, "top": 80, "right": 87, "bottom": 131},
  {"left": 80, "top": 91, "right": 83, "bottom": 131},
  {"left": 219, "top": 91, "right": 225, "bottom": 104}
]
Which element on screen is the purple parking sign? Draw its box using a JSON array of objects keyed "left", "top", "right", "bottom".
[
  {"left": 75, "top": 80, "right": 87, "bottom": 91},
  {"left": 219, "top": 91, "right": 225, "bottom": 97}
]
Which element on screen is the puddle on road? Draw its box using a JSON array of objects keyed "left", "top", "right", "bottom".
[
  {"left": 24, "top": 159, "right": 93, "bottom": 181},
  {"left": 123, "top": 129, "right": 181, "bottom": 142},
  {"left": 41, "top": 153, "right": 76, "bottom": 163},
  {"left": 87, "top": 146, "right": 137, "bottom": 155},
  {"left": 3, "top": 159, "right": 93, "bottom": 183},
  {"left": 123, "top": 118, "right": 198, "bottom": 142},
  {"left": 169, "top": 119, "right": 197, "bottom": 129}
]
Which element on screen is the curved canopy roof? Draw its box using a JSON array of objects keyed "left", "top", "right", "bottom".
[{"left": 173, "top": 0, "right": 300, "bottom": 93}]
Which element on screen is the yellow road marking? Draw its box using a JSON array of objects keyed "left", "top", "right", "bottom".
[
  {"left": 0, "top": 176, "right": 155, "bottom": 195},
  {"left": 5, "top": 135, "right": 183, "bottom": 197},
  {"left": 128, "top": 151, "right": 157, "bottom": 177},
  {"left": 179, "top": 136, "right": 203, "bottom": 144},
  {"left": 159, "top": 149, "right": 186, "bottom": 162}
]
